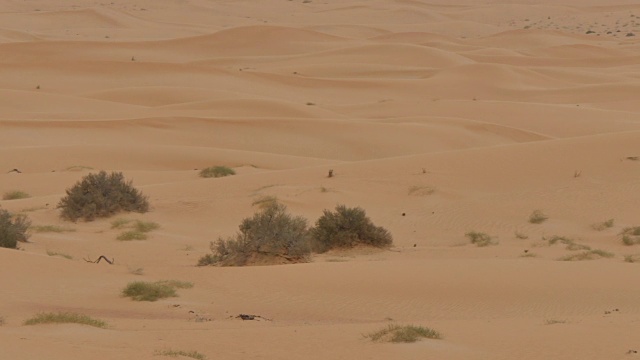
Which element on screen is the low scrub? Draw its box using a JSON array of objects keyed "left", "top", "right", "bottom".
[
  {"left": 122, "top": 280, "right": 192, "bottom": 301},
  {"left": 592, "top": 219, "right": 614, "bottom": 231},
  {"left": 365, "top": 324, "right": 441, "bottom": 343},
  {"left": 559, "top": 249, "right": 614, "bottom": 261},
  {"left": 545, "top": 236, "right": 590, "bottom": 251},
  {"left": 465, "top": 231, "right": 496, "bottom": 247},
  {"left": 529, "top": 210, "right": 548, "bottom": 224},
  {"left": 24, "top": 312, "right": 107, "bottom": 328},
  {"left": 46, "top": 250, "right": 73, "bottom": 259},
  {"left": 32, "top": 225, "right": 76, "bottom": 233},
  {"left": 624, "top": 254, "right": 640, "bottom": 263},
  {"left": 2, "top": 191, "right": 30, "bottom": 200},
  {"left": 0, "top": 208, "right": 31, "bottom": 249},
  {"left": 199, "top": 203, "right": 311, "bottom": 266},
  {"left": 57, "top": 171, "right": 149, "bottom": 221},
  {"left": 114, "top": 220, "right": 159, "bottom": 241},
  {"left": 310, "top": 205, "right": 392, "bottom": 253},
  {"left": 155, "top": 349, "right": 206, "bottom": 360},
  {"left": 621, "top": 227, "right": 640, "bottom": 246},
  {"left": 199, "top": 166, "right": 235, "bottom": 178}
]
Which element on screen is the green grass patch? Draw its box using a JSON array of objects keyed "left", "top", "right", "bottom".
[
  {"left": 3, "top": 191, "right": 30, "bottom": 200},
  {"left": 114, "top": 220, "right": 159, "bottom": 240},
  {"left": 46, "top": 250, "right": 73, "bottom": 259},
  {"left": 117, "top": 231, "right": 147, "bottom": 241},
  {"left": 134, "top": 220, "right": 159, "bottom": 233},
  {"left": 559, "top": 249, "right": 614, "bottom": 261},
  {"left": 32, "top": 225, "right": 76, "bottom": 233},
  {"left": 251, "top": 195, "right": 279, "bottom": 209},
  {"left": 122, "top": 280, "right": 193, "bottom": 301},
  {"left": 529, "top": 210, "right": 548, "bottom": 224},
  {"left": 111, "top": 218, "right": 133, "bottom": 229},
  {"left": 154, "top": 349, "right": 206, "bottom": 360},
  {"left": 24, "top": 312, "right": 107, "bottom": 328},
  {"left": 465, "top": 231, "right": 496, "bottom": 247},
  {"left": 365, "top": 324, "right": 442, "bottom": 343},
  {"left": 545, "top": 236, "right": 590, "bottom": 251},
  {"left": 199, "top": 166, "right": 235, "bottom": 178}
]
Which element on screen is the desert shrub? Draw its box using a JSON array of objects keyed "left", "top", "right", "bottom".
[
  {"left": 310, "top": 205, "right": 392, "bottom": 253},
  {"left": 117, "top": 231, "right": 147, "bottom": 241},
  {"left": 624, "top": 254, "right": 640, "bottom": 263},
  {"left": 24, "top": 312, "right": 107, "bottom": 328},
  {"left": 46, "top": 250, "right": 73, "bottom": 259},
  {"left": 199, "top": 166, "right": 235, "bottom": 178},
  {"left": 122, "top": 281, "right": 188, "bottom": 301},
  {"left": 115, "top": 220, "right": 159, "bottom": 241},
  {"left": 198, "top": 203, "right": 311, "bottom": 266},
  {"left": 0, "top": 208, "right": 31, "bottom": 249},
  {"left": 32, "top": 225, "right": 75, "bottom": 233},
  {"left": 57, "top": 171, "right": 149, "bottom": 221},
  {"left": 155, "top": 349, "right": 206, "bottom": 360},
  {"left": 529, "top": 210, "right": 548, "bottom": 224},
  {"left": 545, "top": 236, "right": 590, "bottom": 251},
  {"left": 465, "top": 231, "right": 496, "bottom": 247},
  {"left": 251, "top": 195, "right": 279, "bottom": 209},
  {"left": 559, "top": 249, "right": 614, "bottom": 261},
  {"left": 366, "top": 324, "right": 441, "bottom": 343},
  {"left": 621, "top": 226, "right": 640, "bottom": 245},
  {"left": 592, "top": 219, "right": 614, "bottom": 231},
  {"left": 2, "top": 191, "right": 30, "bottom": 200}
]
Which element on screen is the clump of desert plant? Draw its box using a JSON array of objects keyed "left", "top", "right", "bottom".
[
  {"left": 24, "top": 312, "right": 107, "bottom": 328},
  {"left": 310, "top": 205, "right": 392, "bottom": 253},
  {"left": 199, "top": 166, "right": 235, "bottom": 178},
  {"left": 57, "top": 171, "right": 149, "bottom": 221},
  {"left": 514, "top": 231, "right": 529, "bottom": 240},
  {"left": 0, "top": 208, "right": 31, "bottom": 249},
  {"left": 529, "top": 210, "right": 548, "bottom": 224},
  {"left": 408, "top": 185, "right": 435, "bottom": 196},
  {"left": 32, "top": 225, "right": 76, "bottom": 233},
  {"left": 365, "top": 324, "right": 441, "bottom": 343},
  {"left": 624, "top": 254, "right": 640, "bottom": 263},
  {"left": 465, "top": 231, "right": 496, "bottom": 247},
  {"left": 559, "top": 249, "right": 614, "bottom": 261},
  {"left": 545, "top": 235, "right": 590, "bottom": 251},
  {"left": 198, "top": 203, "right": 311, "bottom": 266},
  {"left": 251, "top": 195, "right": 279, "bottom": 209},
  {"left": 621, "top": 226, "right": 640, "bottom": 245},
  {"left": 154, "top": 349, "right": 206, "bottom": 360},
  {"left": 114, "top": 220, "right": 159, "bottom": 241},
  {"left": 122, "top": 280, "right": 191, "bottom": 301},
  {"left": 46, "top": 250, "right": 73, "bottom": 259},
  {"left": 2, "top": 191, "right": 30, "bottom": 200},
  {"left": 592, "top": 219, "right": 614, "bottom": 231}
]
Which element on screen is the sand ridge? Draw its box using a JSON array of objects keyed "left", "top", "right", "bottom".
[{"left": 1, "top": 0, "right": 640, "bottom": 359}]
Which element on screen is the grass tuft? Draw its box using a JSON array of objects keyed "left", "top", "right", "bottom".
[
  {"left": 2, "top": 191, "right": 30, "bottom": 200},
  {"left": 624, "top": 254, "right": 640, "bottom": 263},
  {"left": 592, "top": 219, "right": 614, "bottom": 231},
  {"left": 529, "top": 210, "right": 548, "bottom": 224},
  {"left": 115, "top": 220, "right": 159, "bottom": 240},
  {"left": 465, "top": 231, "right": 496, "bottom": 247},
  {"left": 544, "top": 319, "right": 567, "bottom": 325},
  {"left": 117, "top": 231, "right": 147, "bottom": 241},
  {"left": 251, "top": 195, "right": 279, "bottom": 209},
  {"left": 199, "top": 166, "right": 235, "bottom": 178},
  {"left": 366, "top": 324, "right": 441, "bottom": 343},
  {"left": 122, "top": 280, "right": 192, "bottom": 301},
  {"left": 154, "top": 349, "right": 206, "bottom": 359},
  {"left": 559, "top": 249, "right": 614, "bottom": 261},
  {"left": 24, "top": 312, "right": 107, "bottom": 328},
  {"left": 46, "top": 250, "right": 73, "bottom": 259},
  {"left": 408, "top": 185, "right": 436, "bottom": 196},
  {"left": 32, "top": 225, "right": 76, "bottom": 233},
  {"left": 621, "top": 227, "right": 640, "bottom": 245}
]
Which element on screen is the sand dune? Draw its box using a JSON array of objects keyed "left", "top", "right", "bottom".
[{"left": 2, "top": 0, "right": 640, "bottom": 359}]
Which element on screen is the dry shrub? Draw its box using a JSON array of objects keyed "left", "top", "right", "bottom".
[{"left": 0, "top": 208, "right": 31, "bottom": 249}]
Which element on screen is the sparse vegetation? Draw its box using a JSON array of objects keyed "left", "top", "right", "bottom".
[
  {"left": 199, "top": 166, "right": 235, "bottom": 178},
  {"left": 408, "top": 185, "right": 436, "bottom": 196},
  {"left": 128, "top": 266, "right": 145, "bottom": 275},
  {"left": 0, "top": 208, "right": 31, "bottom": 249},
  {"left": 24, "top": 312, "right": 107, "bottom": 328},
  {"left": 111, "top": 218, "right": 133, "bottom": 229},
  {"left": 2, "top": 191, "right": 30, "bottom": 200},
  {"left": 115, "top": 220, "right": 159, "bottom": 241},
  {"left": 57, "top": 171, "right": 149, "bottom": 221},
  {"left": 365, "top": 324, "right": 441, "bottom": 343},
  {"left": 529, "top": 210, "right": 548, "bottom": 224},
  {"left": 624, "top": 254, "right": 640, "bottom": 263},
  {"left": 46, "top": 250, "right": 73, "bottom": 259},
  {"left": 122, "top": 280, "right": 191, "bottom": 301},
  {"left": 117, "top": 231, "right": 147, "bottom": 241},
  {"left": 621, "top": 226, "right": 640, "bottom": 245},
  {"left": 32, "top": 225, "right": 76, "bottom": 233},
  {"left": 465, "top": 231, "right": 496, "bottom": 247},
  {"left": 154, "top": 349, "right": 206, "bottom": 360},
  {"left": 65, "top": 165, "right": 93, "bottom": 172},
  {"left": 559, "top": 249, "right": 614, "bottom": 261},
  {"left": 311, "top": 205, "right": 392, "bottom": 253},
  {"left": 199, "top": 203, "right": 311, "bottom": 266},
  {"left": 545, "top": 235, "right": 590, "bottom": 251},
  {"left": 592, "top": 219, "right": 614, "bottom": 231},
  {"left": 515, "top": 231, "right": 529, "bottom": 240},
  {"left": 251, "top": 195, "right": 279, "bottom": 209},
  {"left": 544, "top": 319, "right": 567, "bottom": 325}
]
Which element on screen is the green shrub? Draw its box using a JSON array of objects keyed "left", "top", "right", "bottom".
[
  {"left": 529, "top": 210, "right": 548, "bottom": 224},
  {"left": 465, "top": 231, "right": 495, "bottom": 247},
  {"left": 198, "top": 203, "right": 311, "bottom": 266},
  {"left": 365, "top": 324, "right": 441, "bottom": 343},
  {"left": 199, "top": 166, "right": 235, "bottom": 178},
  {"left": 310, "top": 205, "right": 392, "bottom": 253},
  {"left": 57, "top": 171, "right": 149, "bottom": 221},
  {"left": 122, "top": 281, "right": 181, "bottom": 301},
  {"left": 0, "top": 208, "right": 31, "bottom": 249},
  {"left": 2, "top": 191, "right": 30, "bottom": 200},
  {"left": 24, "top": 312, "right": 107, "bottom": 328}
]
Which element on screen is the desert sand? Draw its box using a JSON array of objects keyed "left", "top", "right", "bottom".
[{"left": 1, "top": 0, "right": 640, "bottom": 359}]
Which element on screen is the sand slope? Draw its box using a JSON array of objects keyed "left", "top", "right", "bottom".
[{"left": 2, "top": 0, "right": 640, "bottom": 359}]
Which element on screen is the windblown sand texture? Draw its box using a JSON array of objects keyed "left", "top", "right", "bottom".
[{"left": 2, "top": 0, "right": 640, "bottom": 359}]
